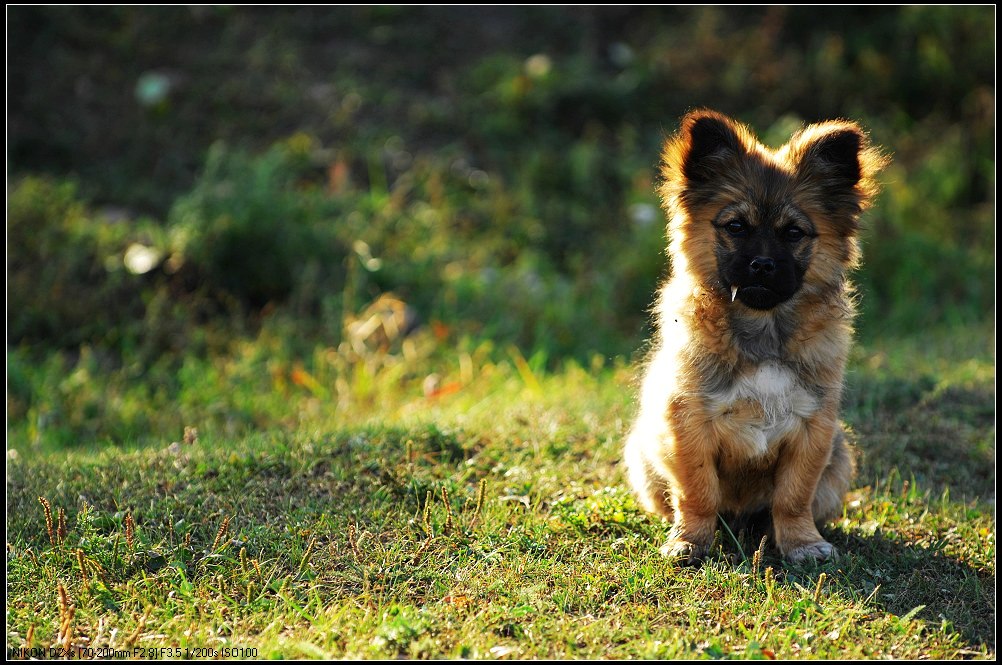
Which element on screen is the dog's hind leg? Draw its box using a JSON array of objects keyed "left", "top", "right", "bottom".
[{"left": 812, "top": 426, "right": 857, "bottom": 525}]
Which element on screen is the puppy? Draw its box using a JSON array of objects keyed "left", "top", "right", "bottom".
[{"left": 624, "top": 110, "right": 886, "bottom": 563}]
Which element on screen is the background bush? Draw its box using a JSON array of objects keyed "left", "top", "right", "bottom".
[{"left": 7, "top": 6, "right": 994, "bottom": 448}]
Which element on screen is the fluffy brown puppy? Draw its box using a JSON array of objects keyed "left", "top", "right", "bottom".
[{"left": 624, "top": 109, "right": 886, "bottom": 563}]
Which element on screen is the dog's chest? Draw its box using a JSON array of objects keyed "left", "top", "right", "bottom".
[{"left": 708, "top": 361, "right": 819, "bottom": 457}]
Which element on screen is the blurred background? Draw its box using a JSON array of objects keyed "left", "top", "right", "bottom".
[{"left": 7, "top": 6, "right": 995, "bottom": 451}]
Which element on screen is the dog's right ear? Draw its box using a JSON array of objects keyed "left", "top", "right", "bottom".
[{"left": 662, "top": 110, "right": 749, "bottom": 188}]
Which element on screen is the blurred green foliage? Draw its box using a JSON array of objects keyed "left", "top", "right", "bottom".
[
  {"left": 168, "top": 138, "right": 350, "bottom": 307},
  {"left": 8, "top": 178, "right": 164, "bottom": 349},
  {"left": 6, "top": 7, "right": 995, "bottom": 449}
]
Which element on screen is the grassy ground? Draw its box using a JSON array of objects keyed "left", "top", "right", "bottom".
[{"left": 6, "top": 326, "right": 994, "bottom": 659}]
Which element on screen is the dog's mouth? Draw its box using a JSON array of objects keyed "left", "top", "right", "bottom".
[{"left": 730, "top": 284, "right": 785, "bottom": 310}]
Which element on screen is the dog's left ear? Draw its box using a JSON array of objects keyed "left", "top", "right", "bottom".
[
  {"left": 788, "top": 121, "right": 888, "bottom": 224},
  {"left": 800, "top": 127, "right": 863, "bottom": 186}
]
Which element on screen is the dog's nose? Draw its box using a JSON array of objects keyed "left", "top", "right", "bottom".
[{"left": 749, "top": 256, "right": 776, "bottom": 275}]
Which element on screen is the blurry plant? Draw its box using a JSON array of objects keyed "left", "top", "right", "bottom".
[
  {"left": 5, "top": 6, "right": 995, "bottom": 455},
  {"left": 7, "top": 177, "right": 167, "bottom": 349},
  {"left": 854, "top": 120, "right": 994, "bottom": 335},
  {"left": 8, "top": 7, "right": 994, "bottom": 351},
  {"left": 167, "top": 136, "right": 350, "bottom": 307}
]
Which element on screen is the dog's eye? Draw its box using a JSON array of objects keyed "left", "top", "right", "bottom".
[
  {"left": 725, "top": 220, "right": 749, "bottom": 237},
  {"left": 783, "top": 226, "right": 806, "bottom": 241}
]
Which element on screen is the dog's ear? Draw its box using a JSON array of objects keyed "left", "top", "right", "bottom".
[
  {"left": 788, "top": 121, "right": 888, "bottom": 223},
  {"left": 663, "top": 110, "right": 749, "bottom": 187},
  {"left": 793, "top": 123, "right": 866, "bottom": 186},
  {"left": 680, "top": 111, "right": 747, "bottom": 183}
]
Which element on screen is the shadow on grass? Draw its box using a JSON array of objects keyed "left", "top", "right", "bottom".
[
  {"left": 710, "top": 494, "right": 993, "bottom": 654},
  {"left": 820, "top": 527, "right": 996, "bottom": 653}
]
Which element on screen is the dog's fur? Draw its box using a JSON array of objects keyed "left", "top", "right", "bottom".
[{"left": 623, "top": 110, "right": 886, "bottom": 563}]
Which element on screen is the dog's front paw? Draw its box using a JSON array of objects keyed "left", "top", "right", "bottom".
[
  {"left": 785, "top": 540, "right": 837, "bottom": 563},
  {"left": 659, "top": 538, "right": 709, "bottom": 564}
]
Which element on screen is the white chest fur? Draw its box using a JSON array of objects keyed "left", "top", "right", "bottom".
[{"left": 709, "top": 361, "right": 820, "bottom": 457}]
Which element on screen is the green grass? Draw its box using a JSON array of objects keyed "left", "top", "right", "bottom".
[{"left": 6, "top": 327, "right": 995, "bottom": 659}]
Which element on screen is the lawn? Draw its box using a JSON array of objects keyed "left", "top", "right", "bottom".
[{"left": 6, "top": 326, "right": 994, "bottom": 659}]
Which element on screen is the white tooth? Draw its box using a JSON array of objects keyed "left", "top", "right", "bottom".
[{"left": 731, "top": 285, "right": 739, "bottom": 302}]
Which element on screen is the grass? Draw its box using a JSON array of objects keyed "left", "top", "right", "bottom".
[{"left": 6, "top": 326, "right": 995, "bottom": 659}]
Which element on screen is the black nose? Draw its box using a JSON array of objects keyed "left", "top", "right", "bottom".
[{"left": 749, "top": 256, "right": 776, "bottom": 275}]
